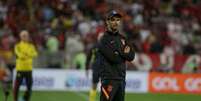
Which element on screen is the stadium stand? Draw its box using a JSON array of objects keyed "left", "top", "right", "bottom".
[{"left": 0, "top": 0, "right": 200, "bottom": 73}]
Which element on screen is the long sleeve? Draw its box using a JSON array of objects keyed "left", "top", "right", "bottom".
[
  {"left": 120, "top": 46, "right": 135, "bottom": 61},
  {"left": 118, "top": 41, "right": 135, "bottom": 61},
  {"left": 14, "top": 45, "right": 28, "bottom": 59},
  {"left": 98, "top": 36, "right": 123, "bottom": 64},
  {"left": 15, "top": 42, "right": 37, "bottom": 71},
  {"left": 28, "top": 45, "right": 38, "bottom": 58}
]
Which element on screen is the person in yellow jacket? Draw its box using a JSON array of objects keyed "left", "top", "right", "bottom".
[{"left": 13, "top": 30, "right": 38, "bottom": 101}]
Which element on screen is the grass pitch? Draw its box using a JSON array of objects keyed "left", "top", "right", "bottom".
[{"left": 0, "top": 88, "right": 201, "bottom": 101}]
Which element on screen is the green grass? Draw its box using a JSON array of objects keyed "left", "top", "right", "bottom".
[
  {"left": 126, "top": 93, "right": 201, "bottom": 101},
  {"left": 0, "top": 89, "right": 201, "bottom": 101}
]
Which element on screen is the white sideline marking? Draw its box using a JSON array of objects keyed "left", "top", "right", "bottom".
[{"left": 72, "top": 91, "right": 89, "bottom": 101}]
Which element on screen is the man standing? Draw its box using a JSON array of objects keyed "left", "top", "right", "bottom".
[
  {"left": 86, "top": 42, "right": 99, "bottom": 101},
  {"left": 86, "top": 33, "right": 104, "bottom": 101},
  {"left": 98, "top": 10, "right": 135, "bottom": 101},
  {"left": 13, "top": 30, "right": 38, "bottom": 101}
]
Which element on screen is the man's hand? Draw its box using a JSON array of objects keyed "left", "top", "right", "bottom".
[{"left": 124, "top": 45, "right": 130, "bottom": 53}]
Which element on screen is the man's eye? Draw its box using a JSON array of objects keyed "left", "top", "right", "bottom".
[
  {"left": 116, "top": 19, "right": 120, "bottom": 21},
  {"left": 111, "top": 19, "right": 115, "bottom": 21}
]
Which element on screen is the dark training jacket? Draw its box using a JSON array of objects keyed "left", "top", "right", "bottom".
[{"left": 97, "top": 31, "right": 135, "bottom": 81}]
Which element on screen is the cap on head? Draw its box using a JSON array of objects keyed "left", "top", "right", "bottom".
[{"left": 106, "top": 10, "right": 122, "bottom": 20}]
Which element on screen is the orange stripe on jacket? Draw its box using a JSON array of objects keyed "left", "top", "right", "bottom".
[{"left": 102, "top": 87, "right": 109, "bottom": 100}]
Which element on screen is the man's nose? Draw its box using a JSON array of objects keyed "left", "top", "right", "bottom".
[{"left": 114, "top": 22, "right": 118, "bottom": 25}]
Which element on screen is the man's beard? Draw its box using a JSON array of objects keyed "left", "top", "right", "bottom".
[{"left": 108, "top": 26, "right": 118, "bottom": 32}]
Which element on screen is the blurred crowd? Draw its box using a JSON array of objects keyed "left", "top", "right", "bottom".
[{"left": 0, "top": 0, "right": 201, "bottom": 73}]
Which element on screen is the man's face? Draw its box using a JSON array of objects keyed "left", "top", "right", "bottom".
[
  {"left": 20, "top": 31, "right": 30, "bottom": 42},
  {"left": 106, "top": 16, "right": 121, "bottom": 32}
]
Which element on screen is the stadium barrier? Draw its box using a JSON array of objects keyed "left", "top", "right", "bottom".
[
  {"left": 16, "top": 69, "right": 148, "bottom": 93},
  {"left": 15, "top": 69, "right": 201, "bottom": 94},
  {"left": 148, "top": 72, "right": 201, "bottom": 94}
]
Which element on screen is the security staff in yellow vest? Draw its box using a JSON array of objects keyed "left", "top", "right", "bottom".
[{"left": 13, "top": 30, "right": 38, "bottom": 101}]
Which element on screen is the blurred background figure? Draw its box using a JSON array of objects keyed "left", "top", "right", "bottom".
[
  {"left": 0, "top": 58, "right": 11, "bottom": 101},
  {"left": 46, "top": 34, "right": 60, "bottom": 68},
  {"left": 13, "top": 30, "right": 38, "bottom": 101},
  {"left": 66, "top": 34, "right": 85, "bottom": 69},
  {"left": 85, "top": 32, "right": 104, "bottom": 101}
]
